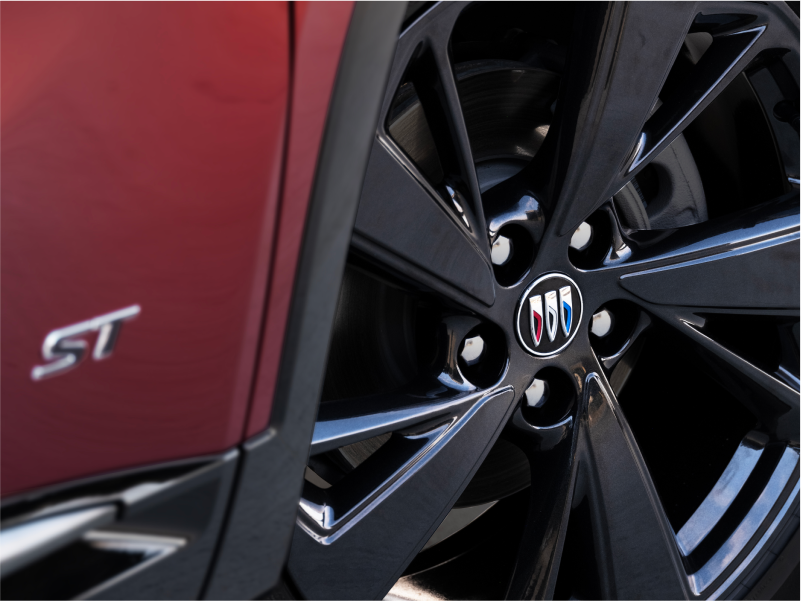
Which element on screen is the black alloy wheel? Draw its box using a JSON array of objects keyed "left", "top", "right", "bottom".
[{"left": 286, "top": 2, "right": 800, "bottom": 599}]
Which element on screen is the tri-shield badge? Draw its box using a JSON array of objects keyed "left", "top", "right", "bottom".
[
  {"left": 529, "top": 294, "right": 543, "bottom": 346},
  {"left": 559, "top": 286, "right": 573, "bottom": 336},
  {"left": 517, "top": 274, "right": 583, "bottom": 357}
]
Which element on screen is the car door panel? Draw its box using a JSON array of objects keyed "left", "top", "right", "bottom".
[{"left": 1, "top": 1, "right": 290, "bottom": 496}]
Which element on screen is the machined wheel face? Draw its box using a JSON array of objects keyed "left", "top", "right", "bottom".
[{"left": 288, "top": 3, "right": 800, "bottom": 599}]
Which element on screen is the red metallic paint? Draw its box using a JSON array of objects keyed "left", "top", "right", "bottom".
[
  {"left": 245, "top": 2, "right": 355, "bottom": 437},
  {"left": 1, "top": 2, "right": 301, "bottom": 496}
]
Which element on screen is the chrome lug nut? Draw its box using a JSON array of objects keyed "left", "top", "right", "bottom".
[
  {"left": 460, "top": 335, "right": 485, "bottom": 366},
  {"left": 570, "top": 222, "right": 593, "bottom": 251},
  {"left": 591, "top": 308, "right": 613, "bottom": 337},
  {"left": 525, "top": 378, "right": 549, "bottom": 408},
  {"left": 491, "top": 235, "right": 513, "bottom": 266}
]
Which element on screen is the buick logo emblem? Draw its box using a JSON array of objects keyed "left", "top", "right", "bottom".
[
  {"left": 517, "top": 274, "right": 583, "bottom": 356},
  {"left": 529, "top": 286, "right": 573, "bottom": 345}
]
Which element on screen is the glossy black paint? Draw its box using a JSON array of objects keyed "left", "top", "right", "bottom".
[
  {"left": 288, "top": 388, "right": 516, "bottom": 599},
  {"left": 355, "top": 142, "right": 495, "bottom": 305},
  {"left": 504, "top": 402, "right": 580, "bottom": 599}
]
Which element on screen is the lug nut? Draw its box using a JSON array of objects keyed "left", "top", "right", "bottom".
[
  {"left": 491, "top": 235, "right": 513, "bottom": 266},
  {"left": 591, "top": 308, "right": 613, "bottom": 338},
  {"left": 525, "top": 378, "right": 549, "bottom": 408},
  {"left": 570, "top": 222, "right": 593, "bottom": 251},
  {"left": 460, "top": 335, "right": 485, "bottom": 366}
]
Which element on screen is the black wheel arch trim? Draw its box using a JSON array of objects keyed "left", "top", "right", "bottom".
[{"left": 201, "top": 3, "right": 408, "bottom": 599}]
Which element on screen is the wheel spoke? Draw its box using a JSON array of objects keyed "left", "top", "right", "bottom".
[
  {"left": 539, "top": 2, "right": 786, "bottom": 236},
  {"left": 608, "top": 196, "right": 799, "bottom": 440},
  {"left": 649, "top": 306, "right": 799, "bottom": 443},
  {"left": 543, "top": 2, "right": 696, "bottom": 236},
  {"left": 615, "top": 195, "right": 800, "bottom": 309},
  {"left": 312, "top": 390, "right": 480, "bottom": 456},
  {"left": 628, "top": 6, "right": 770, "bottom": 177},
  {"left": 580, "top": 372, "right": 689, "bottom": 599},
  {"left": 694, "top": 0, "right": 799, "bottom": 38},
  {"left": 374, "top": 2, "right": 490, "bottom": 257},
  {"left": 353, "top": 140, "right": 496, "bottom": 306},
  {"left": 287, "top": 387, "right": 516, "bottom": 600},
  {"left": 600, "top": 310, "right": 652, "bottom": 372},
  {"left": 410, "top": 9, "right": 488, "bottom": 244},
  {"left": 504, "top": 402, "right": 582, "bottom": 599}
]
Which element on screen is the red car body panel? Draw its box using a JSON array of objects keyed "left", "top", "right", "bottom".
[
  {"left": 245, "top": 1, "right": 354, "bottom": 438},
  {"left": 1, "top": 1, "right": 352, "bottom": 497}
]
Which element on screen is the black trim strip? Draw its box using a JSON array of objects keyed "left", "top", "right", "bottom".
[{"left": 202, "top": 4, "right": 407, "bottom": 598}]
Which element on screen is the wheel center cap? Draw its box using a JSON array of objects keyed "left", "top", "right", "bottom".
[{"left": 516, "top": 273, "right": 583, "bottom": 356}]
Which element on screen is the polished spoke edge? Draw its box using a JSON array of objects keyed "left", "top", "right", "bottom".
[
  {"left": 298, "top": 386, "right": 513, "bottom": 544},
  {"left": 708, "top": 481, "right": 799, "bottom": 599},
  {"left": 312, "top": 387, "right": 487, "bottom": 456},
  {"left": 686, "top": 445, "right": 799, "bottom": 595}
]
